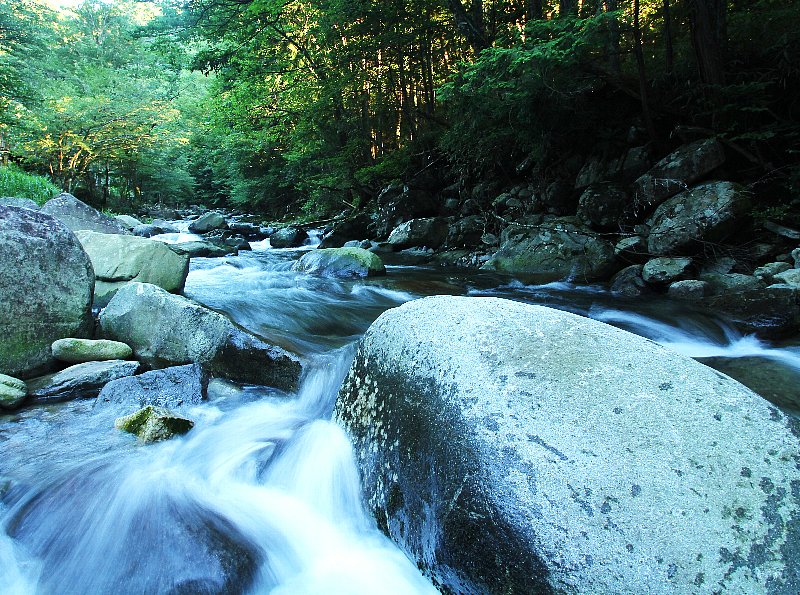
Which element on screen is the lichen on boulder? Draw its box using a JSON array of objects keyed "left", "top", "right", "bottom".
[{"left": 114, "top": 405, "right": 194, "bottom": 443}]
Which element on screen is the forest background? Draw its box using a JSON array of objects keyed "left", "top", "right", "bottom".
[{"left": 1, "top": 0, "right": 798, "bottom": 223}]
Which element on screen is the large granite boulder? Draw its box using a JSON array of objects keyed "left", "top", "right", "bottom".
[
  {"left": 0, "top": 206, "right": 94, "bottom": 379},
  {"left": 446, "top": 215, "right": 486, "bottom": 248},
  {"left": 335, "top": 296, "right": 800, "bottom": 594},
  {"left": 318, "top": 214, "right": 373, "bottom": 248},
  {"left": 99, "top": 283, "right": 301, "bottom": 390},
  {"left": 481, "top": 220, "right": 618, "bottom": 282},
  {"left": 387, "top": 218, "right": 449, "bottom": 250},
  {"left": 647, "top": 182, "right": 751, "bottom": 255},
  {"left": 26, "top": 360, "right": 140, "bottom": 403},
  {"left": 0, "top": 196, "right": 39, "bottom": 210},
  {"left": 74, "top": 230, "right": 189, "bottom": 306},
  {"left": 40, "top": 193, "right": 130, "bottom": 234},
  {"left": 292, "top": 247, "right": 386, "bottom": 278},
  {"left": 114, "top": 215, "right": 143, "bottom": 230},
  {"left": 576, "top": 183, "right": 629, "bottom": 229},
  {"left": 269, "top": 227, "right": 308, "bottom": 248},
  {"left": 170, "top": 240, "right": 231, "bottom": 258},
  {"left": 642, "top": 256, "right": 694, "bottom": 285},
  {"left": 96, "top": 364, "right": 207, "bottom": 411},
  {"left": 188, "top": 211, "right": 227, "bottom": 233},
  {"left": 633, "top": 138, "right": 726, "bottom": 214}
]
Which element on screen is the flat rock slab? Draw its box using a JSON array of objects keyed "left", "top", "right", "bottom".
[
  {"left": 52, "top": 338, "right": 133, "bottom": 364},
  {"left": 27, "top": 360, "right": 140, "bottom": 403},
  {"left": 96, "top": 364, "right": 207, "bottom": 412},
  {"left": 335, "top": 296, "right": 800, "bottom": 594}
]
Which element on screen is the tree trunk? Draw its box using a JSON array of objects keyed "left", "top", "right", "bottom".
[
  {"left": 605, "top": 0, "right": 621, "bottom": 74},
  {"left": 663, "top": 0, "right": 674, "bottom": 76},
  {"left": 689, "top": 0, "right": 726, "bottom": 85},
  {"left": 446, "top": 0, "right": 489, "bottom": 53},
  {"left": 525, "top": 0, "right": 543, "bottom": 21},
  {"left": 559, "top": 0, "right": 578, "bottom": 18},
  {"left": 633, "top": 0, "right": 657, "bottom": 141}
]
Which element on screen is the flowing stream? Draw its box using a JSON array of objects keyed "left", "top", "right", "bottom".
[{"left": 2, "top": 238, "right": 799, "bottom": 594}]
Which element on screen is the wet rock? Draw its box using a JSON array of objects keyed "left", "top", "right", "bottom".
[
  {"left": 642, "top": 257, "right": 693, "bottom": 285},
  {"left": 446, "top": 215, "right": 485, "bottom": 248},
  {"left": 764, "top": 221, "right": 800, "bottom": 241},
  {"left": 27, "top": 360, "right": 140, "bottom": 403},
  {"left": 646, "top": 182, "right": 751, "bottom": 256},
  {"left": 75, "top": 230, "right": 190, "bottom": 306},
  {"left": 702, "top": 284, "right": 800, "bottom": 337},
  {"left": 97, "top": 364, "right": 207, "bottom": 412},
  {"left": 170, "top": 240, "right": 232, "bottom": 258},
  {"left": 0, "top": 197, "right": 39, "bottom": 210},
  {"left": 150, "top": 219, "right": 180, "bottom": 234},
  {"left": 52, "top": 338, "right": 133, "bottom": 364},
  {"left": 132, "top": 224, "right": 163, "bottom": 238},
  {"left": 0, "top": 374, "right": 27, "bottom": 409},
  {"left": 188, "top": 211, "right": 227, "bottom": 233},
  {"left": 482, "top": 220, "right": 618, "bottom": 282},
  {"left": 667, "top": 279, "right": 709, "bottom": 300},
  {"left": 115, "top": 215, "right": 143, "bottom": 230},
  {"left": 754, "top": 262, "right": 792, "bottom": 284},
  {"left": 100, "top": 283, "right": 301, "bottom": 390},
  {"left": 614, "top": 236, "right": 648, "bottom": 264},
  {"left": 0, "top": 206, "right": 94, "bottom": 379},
  {"left": 335, "top": 296, "right": 800, "bottom": 594},
  {"left": 633, "top": 138, "right": 725, "bottom": 213},
  {"left": 774, "top": 269, "right": 800, "bottom": 288},
  {"left": 114, "top": 405, "right": 194, "bottom": 442},
  {"left": 577, "top": 183, "right": 629, "bottom": 229},
  {"left": 269, "top": 227, "right": 308, "bottom": 248},
  {"left": 387, "top": 218, "right": 448, "bottom": 250},
  {"left": 700, "top": 273, "right": 766, "bottom": 295},
  {"left": 610, "top": 265, "right": 649, "bottom": 296},
  {"left": 293, "top": 247, "right": 386, "bottom": 278},
  {"left": 372, "top": 184, "right": 438, "bottom": 239},
  {"left": 40, "top": 193, "right": 130, "bottom": 234},
  {"left": 318, "top": 214, "right": 372, "bottom": 248},
  {"left": 699, "top": 256, "right": 737, "bottom": 275}
]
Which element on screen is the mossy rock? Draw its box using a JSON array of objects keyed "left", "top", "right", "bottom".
[
  {"left": 0, "top": 373, "right": 27, "bottom": 409},
  {"left": 115, "top": 405, "right": 194, "bottom": 443},
  {"left": 292, "top": 247, "right": 386, "bottom": 278},
  {"left": 51, "top": 338, "right": 133, "bottom": 364}
]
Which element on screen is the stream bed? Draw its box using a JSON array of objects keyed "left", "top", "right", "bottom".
[{"left": 1, "top": 239, "right": 799, "bottom": 594}]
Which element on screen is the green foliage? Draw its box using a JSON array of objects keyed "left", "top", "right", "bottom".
[{"left": 0, "top": 163, "right": 59, "bottom": 205}]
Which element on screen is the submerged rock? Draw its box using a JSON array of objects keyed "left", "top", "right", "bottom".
[
  {"left": 96, "top": 364, "right": 207, "bottom": 411},
  {"left": 0, "top": 374, "right": 27, "bottom": 409},
  {"left": 292, "top": 247, "right": 386, "bottom": 278},
  {"left": 40, "top": 193, "right": 130, "bottom": 234},
  {"left": 99, "top": 283, "right": 301, "bottom": 390},
  {"left": 0, "top": 206, "right": 95, "bottom": 379},
  {"left": 27, "top": 360, "right": 140, "bottom": 403},
  {"left": 336, "top": 296, "right": 800, "bottom": 594},
  {"left": 170, "top": 240, "right": 232, "bottom": 258},
  {"left": 115, "top": 405, "right": 194, "bottom": 442},
  {"left": 52, "top": 338, "right": 133, "bottom": 364}
]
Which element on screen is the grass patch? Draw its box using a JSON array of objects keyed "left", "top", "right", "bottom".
[{"left": 0, "top": 164, "right": 60, "bottom": 206}]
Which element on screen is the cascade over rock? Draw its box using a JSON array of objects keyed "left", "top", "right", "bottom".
[
  {"left": 336, "top": 296, "right": 800, "bottom": 594},
  {"left": 0, "top": 206, "right": 95, "bottom": 379}
]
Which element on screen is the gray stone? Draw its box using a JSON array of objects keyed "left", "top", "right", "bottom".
[
  {"left": 774, "top": 269, "right": 800, "bottom": 288},
  {"left": 335, "top": 296, "right": 800, "bottom": 594},
  {"left": 699, "top": 256, "right": 738, "bottom": 275},
  {"left": 0, "top": 206, "right": 94, "bottom": 379},
  {"left": 577, "top": 183, "right": 629, "bottom": 229},
  {"left": 188, "top": 211, "right": 227, "bottom": 233},
  {"left": 446, "top": 215, "right": 485, "bottom": 248},
  {"left": 132, "top": 224, "right": 162, "bottom": 238},
  {"left": 318, "top": 215, "right": 373, "bottom": 249},
  {"left": 701, "top": 284, "right": 800, "bottom": 337},
  {"left": 614, "top": 236, "right": 648, "bottom": 264},
  {"left": 647, "top": 182, "right": 751, "bottom": 255},
  {"left": 40, "top": 193, "right": 130, "bottom": 234},
  {"left": 668, "top": 279, "right": 709, "bottom": 300},
  {"left": 633, "top": 138, "right": 726, "bottom": 213},
  {"left": 764, "top": 221, "right": 800, "bottom": 241},
  {"left": 793, "top": 247, "right": 800, "bottom": 268},
  {"left": 541, "top": 180, "right": 575, "bottom": 214},
  {"left": 642, "top": 257, "right": 693, "bottom": 285},
  {"left": 754, "top": 262, "right": 792, "bottom": 284},
  {"left": 150, "top": 219, "right": 180, "bottom": 234},
  {"left": 52, "top": 338, "right": 133, "bottom": 363},
  {"left": 115, "top": 215, "right": 143, "bottom": 230},
  {"left": 115, "top": 405, "right": 193, "bottom": 443},
  {"left": 170, "top": 240, "right": 231, "bottom": 258},
  {"left": 0, "top": 196, "right": 39, "bottom": 210},
  {"left": 610, "top": 264, "right": 649, "bottom": 296},
  {"left": 387, "top": 218, "right": 448, "bottom": 249},
  {"left": 269, "top": 227, "right": 308, "bottom": 248},
  {"left": 482, "top": 220, "right": 618, "bottom": 282},
  {"left": 96, "top": 364, "right": 207, "bottom": 412},
  {"left": 99, "top": 283, "right": 301, "bottom": 390},
  {"left": 701, "top": 273, "right": 766, "bottom": 295},
  {"left": 292, "top": 248, "right": 385, "bottom": 278},
  {"left": 27, "top": 360, "right": 140, "bottom": 403},
  {"left": 74, "top": 231, "right": 189, "bottom": 306},
  {"left": 0, "top": 374, "right": 27, "bottom": 409}
]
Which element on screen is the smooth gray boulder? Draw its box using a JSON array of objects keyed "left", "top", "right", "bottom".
[
  {"left": 668, "top": 279, "right": 709, "bottom": 300},
  {"left": 292, "top": 248, "right": 386, "bottom": 278},
  {"left": 27, "top": 360, "right": 140, "bottom": 403},
  {"left": 335, "top": 296, "right": 800, "bottom": 594},
  {"left": 446, "top": 215, "right": 485, "bottom": 248},
  {"left": 132, "top": 224, "right": 162, "bottom": 238},
  {"left": 482, "top": 220, "right": 618, "bottom": 282},
  {"left": 40, "top": 193, "right": 130, "bottom": 234},
  {"left": 642, "top": 256, "right": 693, "bottom": 285},
  {"left": 188, "top": 211, "right": 227, "bottom": 233},
  {"left": 701, "top": 272, "right": 766, "bottom": 295},
  {"left": 115, "top": 215, "right": 143, "bottom": 230},
  {"left": 633, "top": 138, "right": 725, "bottom": 213},
  {"left": 115, "top": 405, "right": 194, "bottom": 443},
  {"left": 97, "top": 364, "right": 207, "bottom": 412},
  {"left": 647, "top": 182, "right": 751, "bottom": 255},
  {"left": 755, "top": 262, "right": 792, "bottom": 284},
  {"left": 614, "top": 236, "right": 648, "bottom": 264},
  {"left": 775, "top": 269, "right": 800, "bottom": 288},
  {"left": 51, "top": 338, "right": 133, "bottom": 364},
  {"left": 74, "top": 230, "right": 189, "bottom": 305},
  {"left": 0, "top": 374, "right": 27, "bottom": 409},
  {"left": 0, "top": 206, "right": 94, "bottom": 379},
  {"left": 170, "top": 240, "right": 231, "bottom": 258},
  {"left": 150, "top": 219, "right": 180, "bottom": 234},
  {"left": 387, "top": 218, "right": 448, "bottom": 249},
  {"left": 577, "top": 183, "right": 629, "bottom": 229},
  {"left": 610, "top": 264, "right": 649, "bottom": 296},
  {"left": 0, "top": 196, "right": 39, "bottom": 210},
  {"left": 99, "top": 283, "right": 301, "bottom": 390},
  {"left": 269, "top": 227, "right": 307, "bottom": 248}
]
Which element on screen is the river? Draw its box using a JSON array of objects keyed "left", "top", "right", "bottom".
[{"left": 2, "top": 236, "right": 799, "bottom": 593}]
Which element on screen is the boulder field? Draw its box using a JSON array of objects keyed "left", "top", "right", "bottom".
[{"left": 335, "top": 296, "right": 800, "bottom": 594}]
